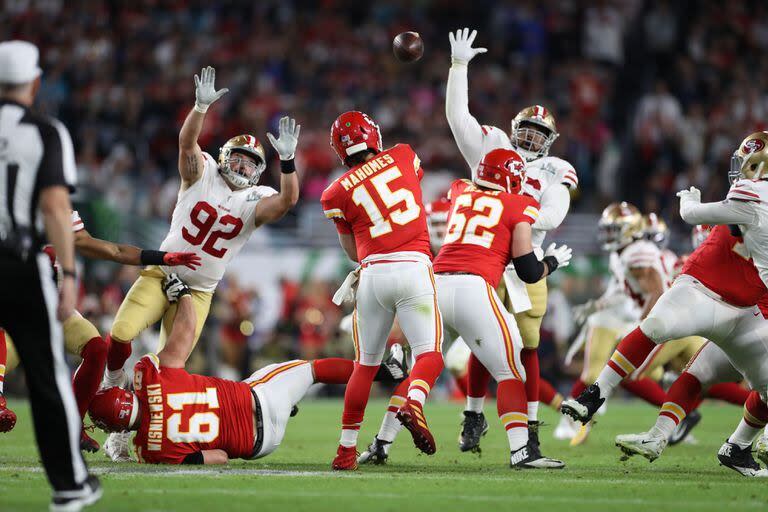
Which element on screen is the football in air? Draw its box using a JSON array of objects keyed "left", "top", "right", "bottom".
[{"left": 393, "top": 31, "right": 424, "bottom": 62}]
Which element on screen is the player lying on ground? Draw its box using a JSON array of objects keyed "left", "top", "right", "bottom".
[
  {"left": 0, "top": 209, "right": 199, "bottom": 452},
  {"left": 322, "top": 111, "right": 445, "bottom": 470},
  {"left": 446, "top": 28, "right": 578, "bottom": 461},
  {"left": 562, "top": 133, "right": 768, "bottom": 477},
  {"left": 361, "top": 149, "right": 572, "bottom": 469},
  {"left": 102, "top": 65, "right": 300, "bottom": 460},
  {"left": 88, "top": 274, "right": 407, "bottom": 464}
]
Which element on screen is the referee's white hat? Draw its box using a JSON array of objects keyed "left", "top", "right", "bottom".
[{"left": 0, "top": 40, "right": 42, "bottom": 84}]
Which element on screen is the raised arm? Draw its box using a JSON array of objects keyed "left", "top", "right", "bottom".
[
  {"left": 678, "top": 187, "right": 757, "bottom": 226},
  {"left": 178, "top": 66, "right": 229, "bottom": 188},
  {"left": 74, "top": 229, "right": 201, "bottom": 269},
  {"left": 157, "top": 275, "right": 196, "bottom": 368},
  {"left": 253, "top": 116, "right": 301, "bottom": 227},
  {"left": 446, "top": 28, "right": 488, "bottom": 173}
]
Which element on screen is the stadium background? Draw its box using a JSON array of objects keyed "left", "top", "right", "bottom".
[{"left": 2, "top": 0, "right": 767, "bottom": 396}]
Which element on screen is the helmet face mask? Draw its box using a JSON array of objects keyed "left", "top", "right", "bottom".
[
  {"left": 641, "top": 213, "right": 669, "bottom": 249},
  {"left": 218, "top": 135, "right": 267, "bottom": 189},
  {"left": 729, "top": 132, "right": 768, "bottom": 184},
  {"left": 597, "top": 202, "right": 643, "bottom": 251},
  {"left": 510, "top": 105, "right": 559, "bottom": 162}
]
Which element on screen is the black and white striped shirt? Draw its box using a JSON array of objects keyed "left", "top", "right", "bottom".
[{"left": 0, "top": 99, "right": 76, "bottom": 257}]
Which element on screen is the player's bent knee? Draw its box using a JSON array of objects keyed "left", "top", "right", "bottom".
[
  {"left": 639, "top": 316, "right": 669, "bottom": 344},
  {"left": 109, "top": 321, "right": 136, "bottom": 344}
]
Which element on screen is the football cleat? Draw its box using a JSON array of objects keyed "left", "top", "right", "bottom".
[
  {"left": 756, "top": 434, "right": 768, "bottom": 467},
  {"left": 358, "top": 436, "right": 391, "bottom": 465},
  {"left": 103, "top": 431, "right": 133, "bottom": 462},
  {"left": 668, "top": 409, "right": 701, "bottom": 446},
  {"left": 376, "top": 343, "right": 408, "bottom": 383},
  {"left": 290, "top": 405, "right": 299, "bottom": 417},
  {"left": 569, "top": 421, "right": 592, "bottom": 446},
  {"left": 526, "top": 422, "right": 565, "bottom": 469},
  {"left": 0, "top": 394, "right": 17, "bottom": 433},
  {"left": 397, "top": 398, "right": 436, "bottom": 455},
  {"left": 50, "top": 474, "right": 102, "bottom": 512},
  {"left": 560, "top": 384, "right": 605, "bottom": 424},
  {"left": 331, "top": 445, "right": 358, "bottom": 471},
  {"left": 101, "top": 368, "right": 127, "bottom": 390},
  {"left": 458, "top": 411, "right": 488, "bottom": 452},
  {"left": 615, "top": 431, "right": 668, "bottom": 462},
  {"left": 717, "top": 440, "right": 767, "bottom": 477},
  {"left": 553, "top": 415, "right": 579, "bottom": 440},
  {"left": 80, "top": 428, "right": 100, "bottom": 453}
]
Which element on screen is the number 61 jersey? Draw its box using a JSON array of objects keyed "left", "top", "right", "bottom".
[
  {"left": 132, "top": 354, "right": 255, "bottom": 464},
  {"left": 321, "top": 144, "right": 431, "bottom": 260},
  {"left": 159, "top": 152, "right": 277, "bottom": 292}
]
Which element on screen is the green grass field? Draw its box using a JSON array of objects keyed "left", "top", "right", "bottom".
[{"left": 1, "top": 398, "right": 766, "bottom": 511}]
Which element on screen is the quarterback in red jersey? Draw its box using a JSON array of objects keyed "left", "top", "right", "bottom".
[
  {"left": 433, "top": 148, "right": 572, "bottom": 468},
  {"left": 89, "top": 274, "right": 407, "bottom": 464},
  {"left": 321, "top": 111, "right": 444, "bottom": 470}
]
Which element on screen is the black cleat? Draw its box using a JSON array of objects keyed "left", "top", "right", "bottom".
[
  {"left": 668, "top": 409, "right": 701, "bottom": 446},
  {"left": 290, "top": 405, "right": 299, "bottom": 417},
  {"left": 459, "top": 411, "right": 488, "bottom": 452},
  {"left": 509, "top": 443, "right": 562, "bottom": 469},
  {"left": 51, "top": 474, "right": 102, "bottom": 511},
  {"left": 375, "top": 343, "right": 408, "bottom": 383},
  {"left": 526, "top": 421, "right": 565, "bottom": 468},
  {"left": 717, "top": 440, "right": 766, "bottom": 477},
  {"left": 561, "top": 384, "right": 605, "bottom": 424},
  {"left": 357, "top": 436, "right": 391, "bottom": 465}
]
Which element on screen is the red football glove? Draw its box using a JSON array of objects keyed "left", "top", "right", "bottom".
[{"left": 163, "top": 252, "right": 201, "bottom": 270}]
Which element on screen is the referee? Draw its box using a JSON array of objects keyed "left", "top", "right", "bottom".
[{"left": 0, "top": 41, "right": 100, "bottom": 510}]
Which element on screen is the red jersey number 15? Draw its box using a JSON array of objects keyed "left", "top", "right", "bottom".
[{"left": 351, "top": 167, "right": 420, "bottom": 238}]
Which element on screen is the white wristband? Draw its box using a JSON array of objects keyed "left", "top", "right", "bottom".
[{"left": 194, "top": 102, "right": 209, "bottom": 114}]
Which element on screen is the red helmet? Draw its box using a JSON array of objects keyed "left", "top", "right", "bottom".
[
  {"left": 88, "top": 387, "right": 139, "bottom": 433},
  {"left": 691, "top": 225, "right": 713, "bottom": 250},
  {"left": 425, "top": 196, "right": 451, "bottom": 225},
  {"left": 330, "top": 111, "right": 382, "bottom": 165},
  {"left": 474, "top": 148, "right": 526, "bottom": 194}
]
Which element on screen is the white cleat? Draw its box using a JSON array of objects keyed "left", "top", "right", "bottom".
[
  {"left": 104, "top": 432, "right": 133, "bottom": 462},
  {"left": 553, "top": 415, "right": 579, "bottom": 441},
  {"left": 615, "top": 431, "right": 668, "bottom": 462},
  {"left": 101, "top": 369, "right": 127, "bottom": 390}
]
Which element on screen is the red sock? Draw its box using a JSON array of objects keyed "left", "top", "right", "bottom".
[
  {"left": 707, "top": 382, "right": 749, "bottom": 406},
  {"left": 106, "top": 334, "right": 131, "bottom": 372},
  {"left": 658, "top": 371, "right": 702, "bottom": 425},
  {"left": 621, "top": 377, "right": 666, "bottom": 407},
  {"left": 73, "top": 337, "right": 108, "bottom": 419},
  {"left": 539, "top": 377, "right": 563, "bottom": 410},
  {"left": 340, "top": 363, "right": 379, "bottom": 431},
  {"left": 454, "top": 374, "right": 468, "bottom": 397},
  {"left": 467, "top": 353, "right": 491, "bottom": 398},
  {"left": 407, "top": 351, "right": 444, "bottom": 404},
  {"left": 606, "top": 327, "right": 657, "bottom": 378},
  {"left": 744, "top": 390, "right": 768, "bottom": 428},
  {"left": 497, "top": 379, "right": 528, "bottom": 450},
  {"left": 312, "top": 358, "right": 354, "bottom": 384},
  {"left": 569, "top": 379, "right": 587, "bottom": 399},
  {"left": 388, "top": 378, "right": 410, "bottom": 413},
  {"left": 0, "top": 329, "right": 7, "bottom": 393},
  {"left": 521, "top": 348, "right": 539, "bottom": 409}
]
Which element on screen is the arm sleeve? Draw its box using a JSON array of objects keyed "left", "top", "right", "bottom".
[
  {"left": 182, "top": 451, "right": 204, "bottom": 465},
  {"left": 445, "top": 63, "right": 485, "bottom": 175},
  {"left": 512, "top": 251, "right": 547, "bottom": 283},
  {"left": 679, "top": 199, "right": 757, "bottom": 226},
  {"left": 532, "top": 184, "right": 570, "bottom": 231},
  {"left": 38, "top": 119, "right": 77, "bottom": 192}
]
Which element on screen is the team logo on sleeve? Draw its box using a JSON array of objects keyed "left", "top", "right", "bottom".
[{"left": 743, "top": 139, "right": 765, "bottom": 154}]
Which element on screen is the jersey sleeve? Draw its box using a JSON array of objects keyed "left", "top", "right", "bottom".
[
  {"left": 392, "top": 144, "right": 423, "bottom": 179},
  {"left": 133, "top": 354, "right": 161, "bottom": 393},
  {"left": 71, "top": 210, "right": 85, "bottom": 233},
  {"left": 727, "top": 180, "right": 765, "bottom": 203},
  {"left": 509, "top": 196, "right": 540, "bottom": 225},
  {"left": 550, "top": 157, "right": 578, "bottom": 190},
  {"left": 321, "top": 182, "right": 352, "bottom": 234}
]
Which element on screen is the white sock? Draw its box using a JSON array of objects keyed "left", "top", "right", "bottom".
[
  {"left": 650, "top": 415, "right": 678, "bottom": 440},
  {"left": 594, "top": 367, "right": 624, "bottom": 400},
  {"left": 105, "top": 369, "right": 124, "bottom": 387},
  {"left": 507, "top": 427, "right": 528, "bottom": 452},
  {"left": 407, "top": 388, "right": 427, "bottom": 406},
  {"left": 340, "top": 428, "right": 359, "bottom": 448},
  {"left": 728, "top": 419, "right": 762, "bottom": 449},
  {"left": 527, "top": 401, "right": 539, "bottom": 423},
  {"left": 466, "top": 396, "right": 485, "bottom": 413},
  {"left": 377, "top": 411, "right": 403, "bottom": 443}
]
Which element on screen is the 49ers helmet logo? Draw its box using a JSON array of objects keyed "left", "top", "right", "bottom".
[{"left": 743, "top": 138, "right": 765, "bottom": 154}]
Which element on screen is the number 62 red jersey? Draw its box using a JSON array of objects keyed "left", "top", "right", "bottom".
[
  {"left": 159, "top": 152, "right": 277, "bottom": 292},
  {"left": 321, "top": 144, "right": 431, "bottom": 260}
]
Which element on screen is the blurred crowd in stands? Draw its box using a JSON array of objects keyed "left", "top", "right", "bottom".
[{"left": 3, "top": 0, "right": 767, "bottom": 390}]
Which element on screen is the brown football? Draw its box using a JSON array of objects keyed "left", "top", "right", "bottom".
[{"left": 393, "top": 31, "right": 424, "bottom": 63}]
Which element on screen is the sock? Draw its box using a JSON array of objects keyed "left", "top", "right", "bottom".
[
  {"left": 377, "top": 379, "right": 409, "bottom": 443},
  {"left": 521, "top": 348, "right": 539, "bottom": 421},
  {"left": 707, "top": 382, "right": 749, "bottom": 406},
  {"left": 595, "top": 327, "right": 657, "bottom": 399},
  {"left": 106, "top": 334, "right": 131, "bottom": 373},
  {"left": 728, "top": 391, "right": 768, "bottom": 449},
  {"left": 621, "top": 377, "right": 666, "bottom": 407},
  {"left": 72, "top": 337, "right": 109, "bottom": 419},
  {"left": 454, "top": 374, "right": 468, "bottom": 397},
  {"left": 0, "top": 329, "right": 6, "bottom": 394},
  {"left": 406, "top": 352, "right": 443, "bottom": 406},
  {"left": 539, "top": 377, "right": 563, "bottom": 410},
  {"left": 651, "top": 371, "right": 704, "bottom": 439},
  {"left": 568, "top": 379, "right": 587, "bottom": 399},
  {"left": 465, "top": 353, "right": 490, "bottom": 411},
  {"left": 339, "top": 363, "right": 379, "bottom": 447},
  {"left": 312, "top": 358, "right": 354, "bottom": 384},
  {"left": 497, "top": 379, "right": 529, "bottom": 451}
]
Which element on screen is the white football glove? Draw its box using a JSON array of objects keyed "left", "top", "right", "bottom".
[
  {"left": 572, "top": 300, "right": 597, "bottom": 326},
  {"left": 162, "top": 273, "right": 191, "bottom": 303},
  {"left": 544, "top": 242, "right": 572, "bottom": 269},
  {"left": 676, "top": 186, "right": 701, "bottom": 204},
  {"left": 194, "top": 66, "right": 229, "bottom": 113},
  {"left": 266, "top": 116, "right": 301, "bottom": 161},
  {"left": 449, "top": 28, "right": 487, "bottom": 65}
]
